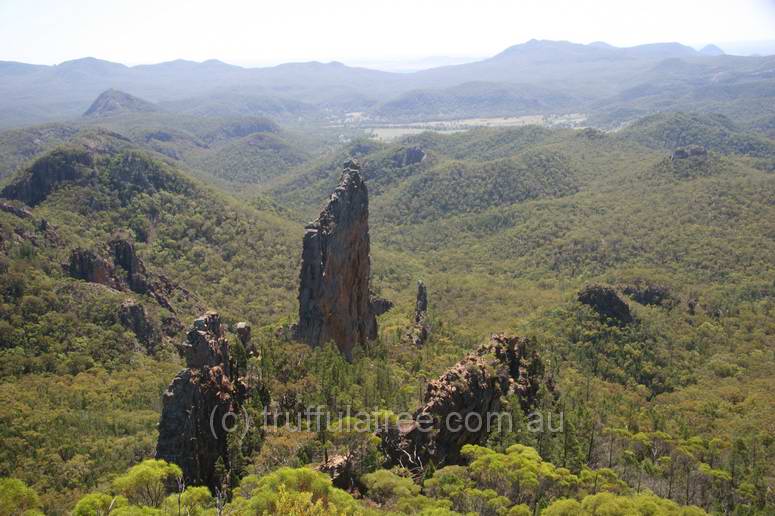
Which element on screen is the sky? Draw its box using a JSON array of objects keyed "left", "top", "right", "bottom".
[{"left": 1, "top": 0, "right": 774, "bottom": 68}]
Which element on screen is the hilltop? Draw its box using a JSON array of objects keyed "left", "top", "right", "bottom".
[{"left": 83, "top": 89, "right": 159, "bottom": 117}]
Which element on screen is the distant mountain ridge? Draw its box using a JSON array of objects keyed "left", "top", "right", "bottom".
[{"left": 1, "top": 39, "right": 774, "bottom": 129}]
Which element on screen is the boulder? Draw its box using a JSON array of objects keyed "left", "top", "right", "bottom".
[
  {"left": 295, "top": 160, "right": 377, "bottom": 361},
  {"left": 370, "top": 295, "right": 394, "bottom": 316}
]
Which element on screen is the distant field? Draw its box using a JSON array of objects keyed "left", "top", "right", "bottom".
[
  {"left": 368, "top": 127, "right": 465, "bottom": 140},
  {"left": 365, "top": 113, "right": 586, "bottom": 140}
]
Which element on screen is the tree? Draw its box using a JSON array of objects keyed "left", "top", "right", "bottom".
[
  {"left": 361, "top": 469, "right": 419, "bottom": 505},
  {"left": 0, "top": 478, "right": 43, "bottom": 516},
  {"left": 161, "top": 486, "right": 214, "bottom": 516},
  {"left": 72, "top": 493, "right": 129, "bottom": 516},
  {"left": 112, "top": 459, "right": 182, "bottom": 508},
  {"left": 226, "top": 467, "right": 359, "bottom": 514}
]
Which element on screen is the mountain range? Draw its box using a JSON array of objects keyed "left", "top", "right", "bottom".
[{"left": 2, "top": 39, "right": 774, "bottom": 130}]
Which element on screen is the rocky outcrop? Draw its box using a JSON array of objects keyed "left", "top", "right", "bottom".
[
  {"left": 118, "top": 299, "right": 159, "bottom": 353},
  {"left": 404, "top": 280, "right": 430, "bottom": 347},
  {"left": 621, "top": 281, "right": 677, "bottom": 309},
  {"left": 318, "top": 454, "right": 357, "bottom": 491},
  {"left": 110, "top": 237, "right": 148, "bottom": 293},
  {"left": 578, "top": 284, "right": 633, "bottom": 325},
  {"left": 161, "top": 315, "right": 184, "bottom": 336},
  {"left": 414, "top": 281, "right": 428, "bottom": 318},
  {"left": 235, "top": 322, "right": 251, "bottom": 346},
  {"left": 660, "top": 146, "right": 721, "bottom": 180},
  {"left": 370, "top": 295, "right": 394, "bottom": 317},
  {"left": 296, "top": 160, "right": 377, "bottom": 361},
  {"left": 67, "top": 236, "right": 177, "bottom": 314},
  {"left": 1, "top": 149, "right": 95, "bottom": 206},
  {"left": 68, "top": 248, "right": 120, "bottom": 289},
  {"left": 380, "top": 334, "right": 548, "bottom": 473},
  {"left": 392, "top": 147, "right": 426, "bottom": 167},
  {"left": 671, "top": 145, "right": 708, "bottom": 160},
  {"left": 0, "top": 202, "right": 33, "bottom": 219},
  {"left": 236, "top": 321, "right": 258, "bottom": 356},
  {"left": 156, "top": 312, "right": 242, "bottom": 490}
]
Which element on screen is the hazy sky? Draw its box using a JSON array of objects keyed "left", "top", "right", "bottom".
[{"left": 1, "top": 0, "right": 774, "bottom": 67}]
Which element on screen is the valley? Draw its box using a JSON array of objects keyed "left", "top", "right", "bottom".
[{"left": 364, "top": 114, "right": 586, "bottom": 140}]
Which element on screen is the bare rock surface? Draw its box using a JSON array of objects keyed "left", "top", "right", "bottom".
[
  {"left": 67, "top": 236, "right": 178, "bottom": 315},
  {"left": 295, "top": 159, "right": 377, "bottom": 361},
  {"left": 156, "top": 312, "right": 241, "bottom": 490},
  {"left": 68, "top": 248, "right": 121, "bottom": 289},
  {"left": 380, "top": 333, "right": 548, "bottom": 473},
  {"left": 404, "top": 280, "right": 430, "bottom": 347}
]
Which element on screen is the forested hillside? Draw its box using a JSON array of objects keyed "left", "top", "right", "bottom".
[
  {"left": 0, "top": 105, "right": 773, "bottom": 515},
  {"left": 0, "top": 109, "right": 338, "bottom": 193}
]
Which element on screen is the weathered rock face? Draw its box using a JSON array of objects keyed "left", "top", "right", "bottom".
[
  {"left": 660, "top": 146, "right": 719, "bottom": 180},
  {"left": 110, "top": 237, "right": 148, "bottom": 293},
  {"left": 118, "top": 299, "right": 159, "bottom": 352},
  {"left": 67, "top": 236, "right": 177, "bottom": 314},
  {"left": 296, "top": 160, "right": 377, "bottom": 361},
  {"left": 578, "top": 284, "right": 633, "bottom": 325},
  {"left": 404, "top": 280, "right": 430, "bottom": 347},
  {"left": 156, "top": 312, "right": 240, "bottom": 490},
  {"left": 68, "top": 248, "right": 120, "bottom": 289},
  {"left": 380, "top": 334, "right": 548, "bottom": 473}
]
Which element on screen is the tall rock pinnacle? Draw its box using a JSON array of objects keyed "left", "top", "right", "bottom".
[
  {"left": 156, "top": 312, "right": 238, "bottom": 490},
  {"left": 296, "top": 159, "right": 377, "bottom": 361}
]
